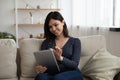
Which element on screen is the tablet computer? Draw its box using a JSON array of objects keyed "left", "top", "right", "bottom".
[{"left": 34, "top": 49, "right": 60, "bottom": 72}]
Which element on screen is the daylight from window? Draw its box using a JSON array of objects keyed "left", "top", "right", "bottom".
[{"left": 72, "top": 0, "right": 120, "bottom": 28}]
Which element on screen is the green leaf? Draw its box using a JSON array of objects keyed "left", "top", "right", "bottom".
[{"left": 0, "top": 32, "right": 16, "bottom": 41}]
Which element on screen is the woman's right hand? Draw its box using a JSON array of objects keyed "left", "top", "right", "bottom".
[{"left": 36, "top": 65, "right": 47, "bottom": 74}]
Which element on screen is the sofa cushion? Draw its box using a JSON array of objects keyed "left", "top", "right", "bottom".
[
  {"left": 0, "top": 39, "right": 17, "bottom": 79},
  {"left": 20, "top": 77, "right": 34, "bottom": 80},
  {"left": 19, "top": 39, "right": 44, "bottom": 78},
  {"left": 81, "top": 48, "right": 120, "bottom": 80},
  {"left": 0, "top": 78, "right": 18, "bottom": 80},
  {"left": 78, "top": 35, "right": 106, "bottom": 70}
]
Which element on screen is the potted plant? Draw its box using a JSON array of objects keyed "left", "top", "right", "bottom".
[{"left": 0, "top": 32, "right": 16, "bottom": 41}]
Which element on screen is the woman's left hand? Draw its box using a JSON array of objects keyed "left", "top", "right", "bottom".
[{"left": 54, "top": 46, "right": 63, "bottom": 61}]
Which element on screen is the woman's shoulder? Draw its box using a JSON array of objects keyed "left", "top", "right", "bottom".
[
  {"left": 69, "top": 36, "right": 81, "bottom": 44},
  {"left": 42, "top": 39, "right": 50, "bottom": 45},
  {"left": 42, "top": 39, "right": 54, "bottom": 45},
  {"left": 42, "top": 39, "right": 52, "bottom": 43},
  {"left": 41, "top": 39, "right": 54, "bottom": 50},
  {"left": 69, "top": 36, "right": 81, "bottom": 41}
]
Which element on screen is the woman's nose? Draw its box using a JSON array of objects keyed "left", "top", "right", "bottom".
[{"left": 51, "top": 26, "right": 56, "bottom": 31}]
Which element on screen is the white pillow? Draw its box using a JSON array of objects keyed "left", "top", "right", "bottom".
[
  {"left": 81, "top": 49, "right": 120, "bottom": 80},
  {"left": 0, "top": 39, "right": 17, "bottom": 79},
  {"left": 19, "top": 39, "right": 44, "bottom": 77},
  {"left": 79, "top": 35, "right": 106, "bottom": 70}
]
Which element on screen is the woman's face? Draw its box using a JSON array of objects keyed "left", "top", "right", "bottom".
[{"left": 49, "top": 19, "right": 64, "bottom": 37}]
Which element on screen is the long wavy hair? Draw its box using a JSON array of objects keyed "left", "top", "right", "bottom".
[{"left": 44, "top": 11, "right": 69, "bottom": 40}]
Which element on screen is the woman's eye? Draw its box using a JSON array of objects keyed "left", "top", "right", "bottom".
[
  {"left": 49, "top": 26, "right": 52, "bottom": 28},
  {"left": 54, "top": 24, "right": 58, "bottom": 27}
]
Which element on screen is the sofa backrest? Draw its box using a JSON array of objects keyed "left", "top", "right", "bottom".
[
  {"left": 19, "top": 38, "right": 44, "bottom": 78},
  {"left": 19, "top": 35, "right": 106, "bottom": 79},
  {"left": 0, "top": 39, "right": 17, "bottom": 80},
  {"left": 79, "top": 35, "right": 106, "bottom": 70}
]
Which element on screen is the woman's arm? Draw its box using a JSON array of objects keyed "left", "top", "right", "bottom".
[
  {"left": 60, "top": 38, "right": 81, "bottom": 70},
  {"left": 40, "top": 40, "right": 48, "bottom": 50}
]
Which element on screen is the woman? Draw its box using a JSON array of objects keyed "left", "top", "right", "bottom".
[{"left": 35, "top": 11, "right": 83, "bottom": 80}]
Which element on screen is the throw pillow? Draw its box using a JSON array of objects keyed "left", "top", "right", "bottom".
[{"left": 81, "top": 49, "right": 120, "bottom": 80}]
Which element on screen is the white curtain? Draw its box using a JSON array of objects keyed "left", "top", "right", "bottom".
[
  {"left": 114, "top": 0, "right": 120, "bottom": 26},
  {"left": 72, "top": 0, "right": 113, "bottom": 27},
  {"left": 70, "top": 0, "right": 117, "bottom": 37}
]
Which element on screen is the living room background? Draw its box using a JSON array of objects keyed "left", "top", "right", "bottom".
[{"left": 0, "top": 0, "right": 120, "bottom": 56}]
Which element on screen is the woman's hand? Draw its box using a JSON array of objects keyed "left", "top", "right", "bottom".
[
  {"left": 36, "top": 65, "right": 47, "bottom": 74},
  {"left": 54, "top": 46, "right": 63, "bottom": 61}
]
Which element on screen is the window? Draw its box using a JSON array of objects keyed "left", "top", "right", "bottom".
[{"left": 72, "top": 0, "right": 120, "bottom": 27}]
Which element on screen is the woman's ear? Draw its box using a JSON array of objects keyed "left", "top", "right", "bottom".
[
  {"left": 62, "top": 20, "right": 65, "bottom": 23},
  {"left": 62, "top": 20, "right": 65, "bottom": 25}
]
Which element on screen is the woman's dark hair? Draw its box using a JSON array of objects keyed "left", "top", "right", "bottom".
[{"left": 44, "top": 11, "right": 69, "bottom": 40}]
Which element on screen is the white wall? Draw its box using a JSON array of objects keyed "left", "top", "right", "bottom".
[
  {"left": 106, "top": 31, "right": 120, "bottom": 56},
  {"left": 0, "top": 0, "right": 15, "bottom": 35}
]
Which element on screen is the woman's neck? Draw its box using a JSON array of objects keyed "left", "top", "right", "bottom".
[
  {"left": 55, "top": 35, "right": 69, "bottom": 48},
  {"left": 56, "top": 35, "right": 66, "bottom": 40}
]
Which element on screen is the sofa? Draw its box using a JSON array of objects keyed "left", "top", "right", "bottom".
[{"left": 0, "top": 35, "right": 120, "bottom": 80}]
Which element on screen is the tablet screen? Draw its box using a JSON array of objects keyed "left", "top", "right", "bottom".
[{"left": 34, "top": 49, "right": 60, "bottom": 72}]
